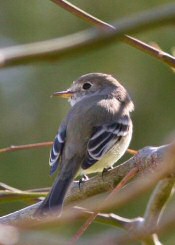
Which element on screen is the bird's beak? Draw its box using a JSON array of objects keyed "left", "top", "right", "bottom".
[{"left": 52, "top": 90, "right": 74, "bottom": 99}]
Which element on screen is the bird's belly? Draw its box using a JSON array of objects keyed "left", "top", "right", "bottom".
[{"left": 81, "top": 129, "right": 132, "bottom": 175}]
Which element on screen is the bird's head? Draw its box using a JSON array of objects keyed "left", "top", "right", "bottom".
[{"left": 53, "top": 73, "right": 134, "bottom": 111}]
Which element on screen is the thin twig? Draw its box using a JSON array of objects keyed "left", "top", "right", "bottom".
[
  {"left": 0, "top": 4, "right": 175, "bottom": 67},
  {"left": 51, "top": 0, "right": 115, "bottom": 31},
  {"left": 0, "top": 141, "right": 136, "bottom": 155},
  {"left": 127, "top": 148, "right": 138, "bottom": 155},
  {"left": 51, "top": 0, "right": 175, "bottom": 68},
  {"left": 26, "top": 187, "right": 50, "bottom": 193},
  {"left": 73, "top": 206, "right": 144, "bottom": 230},
  {"left": 0, "top": 191, "right": 46, "bottom": 203},
  {"left": 0, "top": 142, "right": 53, "bottom": 153},
  {"left": 0, "top": 183, "right": 22, "bottom": 193}
]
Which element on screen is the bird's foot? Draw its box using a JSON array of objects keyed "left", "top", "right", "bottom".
[
  {"left": 78, "top": 174, "right": 89, "bottom": 190},
  {"left": 102, "top": 166, "right": 113, "bottom": 180}
]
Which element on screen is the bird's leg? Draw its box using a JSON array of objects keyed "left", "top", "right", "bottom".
[
  {"left": 78, "top": 174, "right": 89, "bottom": 190},
  {"left": 102, "top": 166, "right": 113, "bottom": 180}
]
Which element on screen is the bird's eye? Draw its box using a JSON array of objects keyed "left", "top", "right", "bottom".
[{"left": 82, "top": 82, "right": 92, "bottom": 90}]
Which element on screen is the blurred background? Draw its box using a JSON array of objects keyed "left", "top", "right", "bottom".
[{"left": 0, "top": 0, "right": 174, "bottom": 243}]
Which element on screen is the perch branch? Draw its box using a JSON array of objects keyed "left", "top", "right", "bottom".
[
  {"left": 0, "top": 142, "right": 174, "bottom": 245},
  {"left": 84, "top": 144, "right": 175, "bottom": 245},
  {"left": 0, "top": 144, "right": 169, "bottom": 224},
  {"left": 0, "top": 4, "right": 175, "bottom": 67}
]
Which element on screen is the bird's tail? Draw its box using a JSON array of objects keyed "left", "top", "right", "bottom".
[{"left": 35, "top": 157, "right": 80, "bottom": 216}]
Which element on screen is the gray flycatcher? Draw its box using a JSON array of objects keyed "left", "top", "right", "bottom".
[{"left": 36, "top": 73, "right": 134, "bottom": 216}]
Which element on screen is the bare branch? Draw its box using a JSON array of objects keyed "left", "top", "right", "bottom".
[
  {"left": 71, "top": 167, "right": 138, "bottom": 244},
  {"left": 51, "top": 0, "right": 115, "bottom": 31},
  {"left": 51, "top": 0, "right": 175, "bottom": 68},
  {"left": 0, "top": 141, "right": 136, "bottom": 156},
  {"left": 0, "top": 144, "right": 168, "bottom": 224},
  {"left": 0, "top": 191, "right": 46, "bottom": 203},
  {"left": 0, "top": 4, "right": 174, "bottom": 68},
  {"left": 0, "top": 183, "right": 21, "bottom": 192},
  {"left": 0, "top": 142, "right": 53, "bottom": 154},
  {"left": 0, "top": 142, "right": 174, "bottom": 245},
  {"left": 72, "top": 206, "right": 144, "bottom": 230},
  {"left": 89, "top": 144, "right": 175, "bottom": 245},
  {"left": 144, "top": 178, "right": 175, "bottom": 229}
]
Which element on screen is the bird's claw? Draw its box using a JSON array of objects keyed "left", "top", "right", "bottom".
[
  {"left": 102, "top": 166, "right": 113, "bottom": 181},
  {"left": 78, "top": 174, "right": 89, "bottom": 190}
]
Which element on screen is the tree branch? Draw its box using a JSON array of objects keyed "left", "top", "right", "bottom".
[
  {"left": 83, "top": 144, "right": 175, "bottom": 245},
  {"left": 0, "top": 4, "right": 174, "bottom": 68},
  {"left": 0, "top": 191, "right": 46, "bottom": 203},
  {"left": 70, "top": 167, "right": 138, "bottom": 244},
  {"left": 0, "top": 142, "right": 52, "bottom": 154},
  {"left": 71, "top": 206, "right": 144, "bottom": 230},
  {"left": 0, "top": 141, "right": 174, "bottom": 245},
  {"left": 51, "top": 0, "right": 175, "bottom": 68},
  {"left": 0, "top": 144, "right": 168, "bottom": 224},
  {"left": 0, "top": 141, "right": 136, "bottom": 155},
  {"left": 144, "top": 178, "right": 175, "bottom": 228},
  {"left": 51, "top": 0, "right": 116, "bottom": 31}
]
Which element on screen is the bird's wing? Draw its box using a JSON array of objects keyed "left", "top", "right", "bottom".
[
  {"left": 81, "top": 115, "right": 130, "bottom": 170},
  {"left": 49, "top": 125, "right": 66, "bottom": 175}
]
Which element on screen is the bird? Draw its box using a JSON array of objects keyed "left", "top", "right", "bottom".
[{"left": 35, "top": 73, "right": 134, "bottom": 216}]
